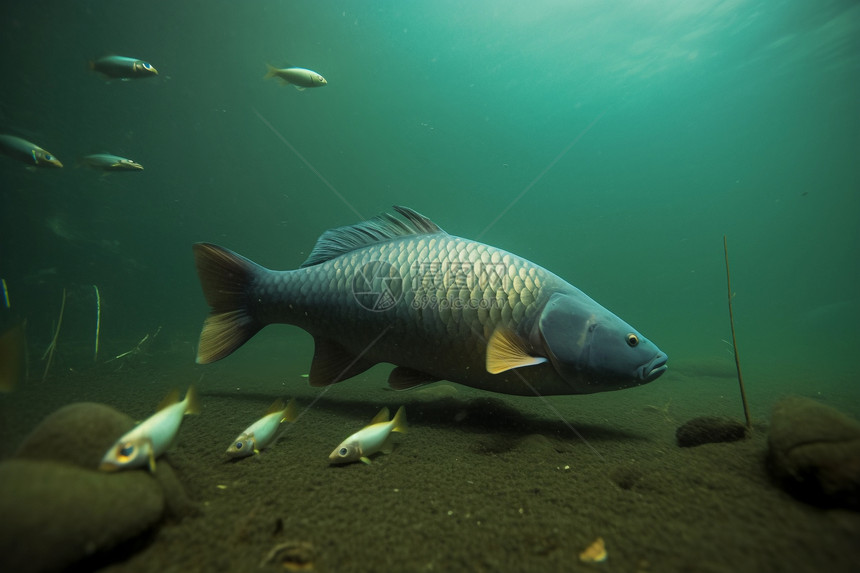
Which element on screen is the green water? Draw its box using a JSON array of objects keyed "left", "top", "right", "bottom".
[{"left": 1, "top": 0, "right": 858, "bottom": 389}]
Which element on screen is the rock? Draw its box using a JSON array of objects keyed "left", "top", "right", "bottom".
[
  {"left": 0, "top": 459, "right": 164, "bottom": 573},
  {"left": 15, "top": 402, "right": 135, "bottom": 469},
  {"left": 676, "top": 416, "right": 747, "bottom": 447},
  {"left": 15, "top": 400, "right": 196, "bottom": 518},
  {"left": 0, "top": 401, "right": 199, "bottom": 572},
  {"left": 767, "top": 396, "right": 860, "bottom": 510},
  {"left": 153, "top": 461, "right": 201, "bottom": 519}
]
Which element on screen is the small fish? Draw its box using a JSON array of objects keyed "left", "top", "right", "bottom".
[
  {"left": 226, "top": 398, "right": 297, "bottom": 458},
  {"left": 99, "top": 386, "right": 200, "bottom": 472},
  {"left": 329, "top": 406, "right": 407, "bottom": 465},
  {"left": 0, "top": 134, "right": 62, "bottom": 168},
  {"left": 90, "top": 55, "right": 158, "bottom": 80},
  {"left": 81, "top": 153, "right": 144, "bottom": 171},
  {"left": 264, "top": 63, "right": 327, "bottom": 90}
]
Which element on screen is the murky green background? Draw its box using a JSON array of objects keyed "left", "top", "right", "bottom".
[{"left": 1, "top": 0, "right": 858, "bottom": 389}]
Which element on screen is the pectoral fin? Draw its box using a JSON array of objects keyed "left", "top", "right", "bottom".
[
  {"left": 486, "top": 328, "right": 547, "bottom": 374},
  {"left": 147, "top": 443, "right": 157, "bottom": 473},
  {"left": 309, "top": 337, "right": 375, "bottom": 387}
]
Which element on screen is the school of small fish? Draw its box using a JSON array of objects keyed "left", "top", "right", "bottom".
[
  {"left": 97, "top": 385, "right": 406, "bottom": 472},
  {"left": 0, "top": 55, "right": 325, "bottom": 172}
]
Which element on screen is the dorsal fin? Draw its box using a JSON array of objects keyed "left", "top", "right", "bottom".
[
  {"left": 370, "top": 407, "right": 391, "bottom": 425},
  {"left": 156, "top": 388, "right": 181, "bottom": 411},
  {"left": 265, "top": 398, "right": 285, "bottom": 416},
  {"left": 300, "top": 206, "right": 445, "bottom": 267}
]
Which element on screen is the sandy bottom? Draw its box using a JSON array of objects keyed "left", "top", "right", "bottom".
[{"left": 2, "top": 339, "right": 859, "bottom": 573}]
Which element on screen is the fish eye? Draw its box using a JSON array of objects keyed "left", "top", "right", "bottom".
[
  {"left": 118, "top": 443, "right": 135, "bottom": 460},
  {"left": 45, "top": 154, "right": 54, "bottom": 160},
  {"left": 626, "top": 333, "right": 639, "bottom": 347},
  {"left": 143, "top": 62, "right": 152, "bottom": 70},
  {"left": 235, "top": 442, "right": 243, "bottom": 450},
  {"left": 338, "top": 447, "right": 349, "bottom": 457}
]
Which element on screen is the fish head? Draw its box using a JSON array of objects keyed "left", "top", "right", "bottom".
[
  {"left": 34, "top": 149, "right": 62, "bottom": 168},
  {"left": 116, "top": 158, "right": 144, "bottom": 171},
  {"left": 133, "top": 60, "right": 158, "bottom": 75},
  {"left": 328, "top": 438, "right": 361, "bottom": 464},
  {"left": 99, "top": 437, "right": 150, "bottom": 471},
  {"left": 538, "top": 292, "right": 668, "bottom": 392},
  {"left": 226, "top": 434, "right": 256, "bottom": 458},
  {"left": 313, "top": 74, "right": 327, "bottom": 86}
]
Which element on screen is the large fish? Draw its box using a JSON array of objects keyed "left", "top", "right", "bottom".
[{"left": 193, "top": 207, "right": 667, "bottom": 396}]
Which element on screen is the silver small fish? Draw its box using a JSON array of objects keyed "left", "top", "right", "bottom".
[
  {"left": 90, "top": 55, "right": 158, "bottom": 80},
  {"left": 0, "top": 134, "right": 62, "bottom": 168},
  {"left": 81, "top": 153, "right": 144, "bottom": 171},
  {"left": 329, "top": 406, "right": 407, "bottom": 465},
  {"left": 226, "top": 398, "right": 297, "bottom": 458},
  {"left": 99, "top": 386, "right": 199, "bottom": 472},
  {"left": 264, "top": 63, "right": 327, "bottom": 91}
]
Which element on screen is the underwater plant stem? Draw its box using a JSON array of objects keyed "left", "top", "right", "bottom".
[
  {"left": 93, "top": 285, "right": 101, "bottom": 361},
  {"left": 723, "top": 236, "right": 751, "bottom": 430},
  {"left": 42, "top": 287, "right": 66, "bottom": 382}
]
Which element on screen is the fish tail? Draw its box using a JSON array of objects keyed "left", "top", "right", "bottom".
[
  {"left": 193, "top": 242, "right": 264, "bottom": 364},
  {"left": 282, "top": 398, "right": 298, "bottom": 423},
  {"left": 184, "top": 385, "right": 201, "bottom": 415},
  {"left": 263, "top": 63, "right": 277, "bottom": 80},
  {"left": 391, "top": 406, "right": 407, "bottom": 434}
]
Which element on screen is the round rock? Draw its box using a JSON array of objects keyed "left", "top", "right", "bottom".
[
  {"left": 676, "top": 416, "right": 747, "bottom": 447},
  {"left": 767, "top": 396, "right": 860, "bottom": 510},
  {"left": 15, "top": 401, "right": 135, "bottom": 469},
  {"left": 0, "top": 459, "right": 164, "bottom": 573}
]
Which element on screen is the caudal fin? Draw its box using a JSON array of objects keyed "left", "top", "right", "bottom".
[
  {"left": 192, "top": 242, "right": 264, "bottom": 364},
  {"left": 391, "top": 406, "right": 407, "bottom": 434},
  {"left": 263, "top": 63, "right": 278, "bottom": 80}
]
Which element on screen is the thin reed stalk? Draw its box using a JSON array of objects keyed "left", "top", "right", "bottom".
[
  {"left": 723, "top": 236, "right": 751, "bottom": 430},
  {"left": 93, "top": 284, "right": 101, "bottom": 361},
  {"left": 42, "top": 288, "right": 66, "bottom": 381}
]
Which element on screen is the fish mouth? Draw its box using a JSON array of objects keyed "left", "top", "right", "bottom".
[{"left": 641, "top": 352, "right": 668, "bottom": 382}]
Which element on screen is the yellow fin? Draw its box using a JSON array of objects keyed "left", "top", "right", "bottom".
[
  {"left": 281, "top": 398, "right": 298, "bottom": 423},
  {"left": 183, "top": 385, "right": 201, "bottom": 415},
  {"left": 370, "top": 406, "right": 391, "bottom": 425},
  {"left": 265, "top": 398, "right": 285, "bottom": 416},
  {"left": 263, "top": 63, "right": 277, "bottom": 80},
  {"left": 157, "top": 388, "right": 181, "bottom": 411},
  {"left": 147, "top": 442, "right": 157, "bottom": 473},
  {"left": 486, "top": 328, "right": 548, "bottom": 374},
  {"left": 391, "top": 406, "right": 407, "bottom": 434},
  {"left": 360, "top": 456, "right": 372, "bottom": 465}
]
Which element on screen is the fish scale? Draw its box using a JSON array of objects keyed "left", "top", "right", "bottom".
[
  {"left": 255, "top": 236, "right": 551, "bottom": 365},
  {"left": 193, "top": 206, "right": 668, "bottom": 397}
]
